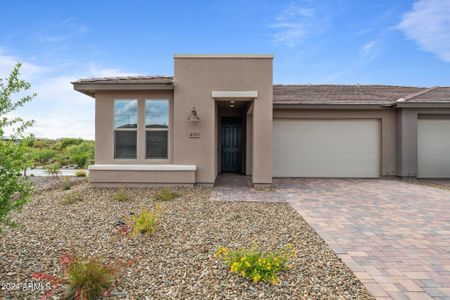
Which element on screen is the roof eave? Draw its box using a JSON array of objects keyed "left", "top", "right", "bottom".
[
  {"left": 395, "top": 102, "right": 450, "bottom": 108},
  {"left": 72, "top": 82, "right": 174, "bottom": 98},
  {"left": 273, "top": 103, "right": 391, "bottom": 109}
]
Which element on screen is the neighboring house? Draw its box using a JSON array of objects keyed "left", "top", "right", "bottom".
[{"left": 72, "top": 54, "right": 450, "bottom": 186}]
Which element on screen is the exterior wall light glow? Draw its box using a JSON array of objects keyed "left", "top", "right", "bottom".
[
  {"left": 230, "top": 104, "right": 235, "bottom": 108},
  {"left": 187, "top": 106, "right": 200, "bottom": 121}
]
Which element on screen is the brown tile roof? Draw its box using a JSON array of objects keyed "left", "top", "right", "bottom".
[
  {"left": 273, "top": 84, "right": 425, "bottom": 105},
  {"left": 73, "top": 76, "right": 173, "bottom": 85},
  {"left": 399, "top": 87, "right": 450, "bottom": 103}
]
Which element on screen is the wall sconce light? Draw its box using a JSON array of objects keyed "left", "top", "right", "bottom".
[{"left": 187, "top": 106, "right": 200, "bottom": 121}]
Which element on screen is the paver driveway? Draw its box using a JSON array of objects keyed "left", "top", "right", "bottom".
[{"left": 282, "top": 178, "right": 450, "bottom": 300}]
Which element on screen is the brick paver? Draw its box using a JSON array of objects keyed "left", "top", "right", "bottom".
[
  {"left": 283, "top": 179, "right": 450, "bottom": 300},
  {"left": 209, "top": 174, "right": 286, "bottom": 202},
  {"left": 210, "top": 176, "right": 450, "bottom": 299}
]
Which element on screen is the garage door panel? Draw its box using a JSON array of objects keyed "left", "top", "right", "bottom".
[
  {"left": 418, "top": 119, "right": 450, "bottom": 178},
  {"left": 273, "top": 119, "right": 381, "bottom": 178}
]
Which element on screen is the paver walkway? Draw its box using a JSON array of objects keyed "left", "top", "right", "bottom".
[
  {"left": 211, "top": 176, "right": 450, "bottom": 299},
  {"left": 209, "top": 174, "right": 286, "bottom": 202}
]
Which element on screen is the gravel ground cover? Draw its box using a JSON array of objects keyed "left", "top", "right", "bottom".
[
  {"left": 399, "top": 178, "right": 450, "bottom": 191},
  {"left": 0, "top": 182, "right": 373, "bottom": 299},
  {"left": 29, "top": 176, "right": 86, "bottom": 192}
]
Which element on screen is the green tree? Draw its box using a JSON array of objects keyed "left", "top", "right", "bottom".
[
  {"left": 67, "top": 141, "right": 94, "bottom": 168},
  {"left": 0, "top": 63, "right": 36, "bottom": 229},
  {"left": 32, "top": 148, "right": 56, "bottom": 165}
]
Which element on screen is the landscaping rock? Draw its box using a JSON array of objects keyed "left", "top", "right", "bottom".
[{"left": 0, "top": 182, "right": 374, "bottom": 299}]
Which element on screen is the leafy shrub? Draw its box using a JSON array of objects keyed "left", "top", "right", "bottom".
[
  {"left": 154, "top": 189, "right": 181, "bottom": 201},
  {"left": 67, "top": 142, "right": 95, "bottom": 169},
  {"left": 61, "top": 177, "right": 71, "bottom": 191},
  {"left": 129, "top": 206, "right": 161, "bottom": 237},
  {"left": 62, "top": 191, "right": 83, "bottom": 205},
  {"left": 46, "top": 163, "right": 61, "bottom": 177},
  {"left": 0, "top": 63, "right": 35, "bottom": 229},
  {"left": 75, "top": 170, "right": 87, "bottom": 177},
  {"left": 65, "top": 255, "right": 117, "bottom": 300},
  {"left": 215, "top": 244, "right": 296, "bottom": 284},
  {"left": 113, "top": 189, "right": 130, "bottom": 202}
]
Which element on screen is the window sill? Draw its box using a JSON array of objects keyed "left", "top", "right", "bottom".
[{"left": 89, "top": 164, "right": 196, "bottom": 172}]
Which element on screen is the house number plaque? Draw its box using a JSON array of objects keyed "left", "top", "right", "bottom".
[{"left": 189, "top": 132, "right": 200, "bottom": 138}]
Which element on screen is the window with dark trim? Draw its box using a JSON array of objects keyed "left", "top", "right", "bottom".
[
  {"left": 145, "top": 99, "right": 169, "bottom": 159},
  {"left": 114, "top": 100, "right": 137, "bottom": 159}
]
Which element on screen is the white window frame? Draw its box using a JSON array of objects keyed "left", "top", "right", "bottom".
[
  {"left": 113, "top": 99, "right": 138, "bottom": 160},
  {"left": 145, "top": 99, "right": 169, "bottom": 160}
]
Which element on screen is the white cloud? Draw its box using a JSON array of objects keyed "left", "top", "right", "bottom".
[
  {"left": 270, "top": 2, "right": 327, "bottom": 47},
  {"left": 359, "top": 40, "right": 380, "bottom": 63},
  {"left": 1, "top": 52, "right": 137, "bottom": 140},
  {"left": 397, "top": 0, "right": 450, "bottom": 62}
]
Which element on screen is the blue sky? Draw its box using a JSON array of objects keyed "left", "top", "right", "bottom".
[{"left": 1, "top": 0, "right": 449, "bottom": 139}]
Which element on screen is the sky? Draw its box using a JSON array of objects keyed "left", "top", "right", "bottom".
[{"left": 0, "top": 0, "right": 449, "bottom": 139}]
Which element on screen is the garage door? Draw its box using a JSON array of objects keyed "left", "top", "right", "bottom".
[
  {"left": 418, "top": 119, "right": 450, "bottom": 178},
  {"left": 273, "top": 119, "right": 380, "bottom": 178}
]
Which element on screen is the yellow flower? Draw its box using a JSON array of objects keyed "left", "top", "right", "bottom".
[
  {"left": 272, "top": 278, "right": 279, "bottom": 285},
  {"left": 230, "top": 262, "right": 239, "bottom": 273},
  {"left": 266, "top": 263, "right": 271, "bottom": 270},
  {"left": 253, "top": 273, "right": 262, "bottom": 283},
  {"left": 241, "top": 271, "right": 246, "bottom": 277},
  {"left": 240, "top": 256, "right": 247, "bottom": 262}
]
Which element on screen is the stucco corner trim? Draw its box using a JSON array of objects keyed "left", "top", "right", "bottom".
[
  {"left": 211, "top": 91, "right": 258, "bottom": 99},
  {"left": 89, "top": 164, "right": 197, "bottom": 172}
]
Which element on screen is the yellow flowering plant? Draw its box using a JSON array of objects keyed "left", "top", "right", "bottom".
[{"left": 214, "top": 244, "right": 296, "bottom": 285}]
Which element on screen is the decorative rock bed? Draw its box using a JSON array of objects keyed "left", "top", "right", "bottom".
[{"left": 0, "top": 182, "right": 373, "bottom": 299}]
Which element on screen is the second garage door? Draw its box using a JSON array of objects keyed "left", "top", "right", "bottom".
[
  {"left": 273, "top": 119, "right": 381, "bottom": 178},
  {"left": 418, "top": 119, "right": 450, "bottom": 178}
]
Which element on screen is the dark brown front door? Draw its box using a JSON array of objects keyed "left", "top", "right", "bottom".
[{"left": 221, "top": 117, "right": 242, "bottom": 173}]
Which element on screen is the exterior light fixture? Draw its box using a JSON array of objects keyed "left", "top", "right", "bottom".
[
  {"left": 230, "top": 104, "right": 235, "bottom": 108},
  {"left": 187, "top": 106, "right": 200, "bottom": 121},
  {"left": 230, "top": 100, "right": 236, "bottom": 104}
]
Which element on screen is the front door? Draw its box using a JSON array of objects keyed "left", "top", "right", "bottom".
[{"left": 221, "top": 117, "right": 242, "bottom": 173}]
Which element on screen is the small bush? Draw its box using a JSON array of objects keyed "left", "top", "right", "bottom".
[
  {"left": 62, "top": 191, "right": 83, "bottom": 205},
  {"left": 61, "top": 177, "right": 71, "bottom": 191},
  {"left": 75, "top": 170, "right": 87, "bottom": 177},
  {"left": 46, "top": 163, "right": 61, "bottom": 177},
  {"left": 113, "top": 189, "right": 131, "bottom": 202},
  {"left": 65, "top": 256, "right": 117, "bottom": 300},
  {"left": 215, "top": 244, "right": 296, "bottom": 285},
  {"left": 154, "top": 189, "right": 181, "bottom": 201},
  {"left": 129, "top": 206, "right": 161, "bottom": 237}
]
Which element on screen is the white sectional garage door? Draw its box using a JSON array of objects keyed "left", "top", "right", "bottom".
[
  {"left": 418, "top": 119, "right": 450, "bottom": 178},
  {"left": 273, "top": 119, "right": 381, "bottom": 178}
]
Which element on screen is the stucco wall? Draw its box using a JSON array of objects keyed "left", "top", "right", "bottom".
[
  {"left": 173, "top": 56, "right": 273, "bottom": 184},
  {"left": 397, "top": 108, "right": 450, "bottom": 177},
  {"left": 273, "top": 108, "right": 397, "bottom": 176},
  {"left": 94, "top": 90, "right": 174, "bottom": 164}
]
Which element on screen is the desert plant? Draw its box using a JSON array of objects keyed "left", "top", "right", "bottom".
[
  {"left": 65, "top": 255, "right": 117, "bottom": 300},
  {"left": 75, "top": 170, "right": 87, "bottom": 177},
  {"left": 62, "top": 191, "right": 83, "bottom": 205},
  {"left": 154, "top": 189, "right": 181, "bottom": 201},
  {"left": 113, "top": 189, "right": 130, "bottom": 202},
  {"left": 61, "top": 177, "right": 71, "bottom": 191},
  {"left": 129, "top": 206, "right": 161, "bottom": 237},
  {"left": 215, "top": 244, "right": 296, "bottom": 285},
  {"left": 46, "top": 163, "right": 61, "bottom": 177},
  {"left": 0, "top": 63, "right": 36, "bottom": 229}
]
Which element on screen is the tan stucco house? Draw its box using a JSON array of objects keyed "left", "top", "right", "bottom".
[{"left": 72, "top": 54, "right": 450, "bottom": 186}]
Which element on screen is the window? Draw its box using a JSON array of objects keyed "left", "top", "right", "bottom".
[
  {"left": 145, "top": 100, "right": 169, "bottom": 159},
  {"left": 114, "top": 100, "right": 137, "bottom": 159}
]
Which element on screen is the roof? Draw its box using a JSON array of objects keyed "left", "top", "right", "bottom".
[
  {"left": 73, "top": 76, "right": 173, "bottom": 85},
  {"left": 398, "top": 87, "right": 450, "bottom": 103},
  {"left": 273, "top": 85, "right": 425, "bottom": 105},
  {"left": 72, "top": 76, "right": 174, "bottom": 97},
  {"left": 72, "top": 76, "right": 450, "bottom": 106}
]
